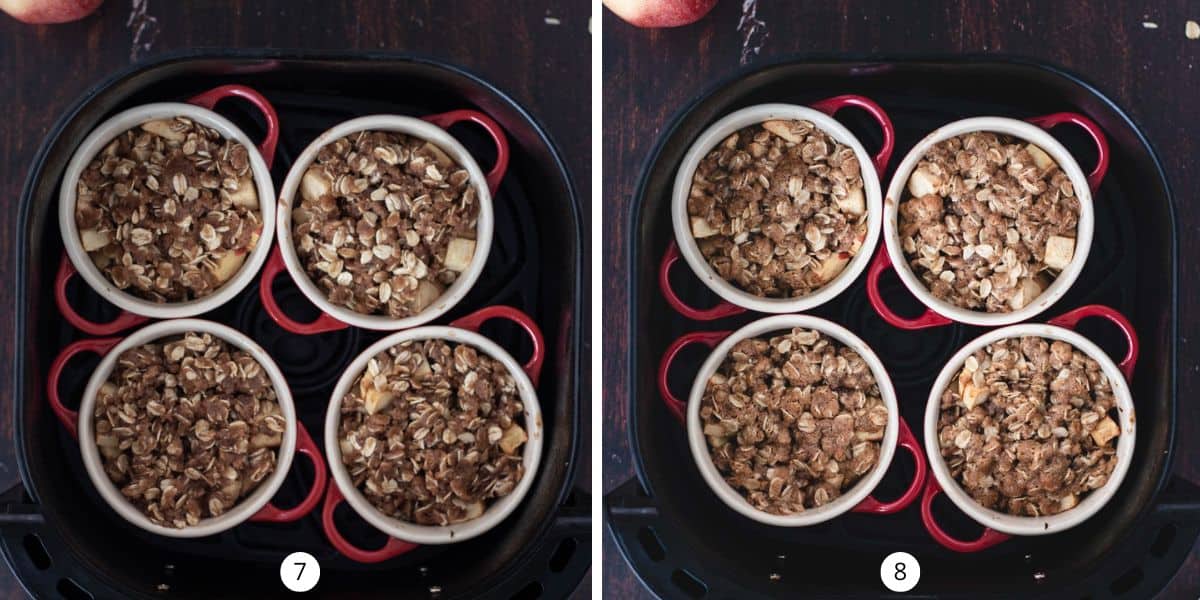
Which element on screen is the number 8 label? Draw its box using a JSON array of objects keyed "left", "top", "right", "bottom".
[{"left": 880, "top": 552, "right": 920, "bottom": 592}]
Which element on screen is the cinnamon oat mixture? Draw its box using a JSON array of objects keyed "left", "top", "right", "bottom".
[
  {"left": 938, "top": 336, "right": 1119, "bottom": 517},
  {"left": 899, "top": 132, "right": 1080, "bottom": 312},
  {"left": 700, "top": 328, "right": 887, "bottom": 514},
  {"left": 687, "top": 121, "right": 868, "bottom": 298},
  {"left": 292, "top": 132, "right": 480, "bottom": 318},
  {"left": 338, "top": 339, "right": 527, "bottom": 525},
  {"left": 94, "top": 332, "right": 282, "bottom": 528},
  {"left": 75, "top": 118, "right": 263, "bottom": 302}
]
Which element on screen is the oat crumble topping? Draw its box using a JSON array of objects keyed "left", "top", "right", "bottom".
[
  {"left": 938, "top": 336, "right": 1119, "bottom": 517},
  {"left": 338, "top": 339, "right": 527, "bottom": 525},
  {"left": 94, "top": 332, "right": 281, "bottom": 528},
  {"left": 700, "top": 328, "right": 886, "bottom": 514},
  {"left": 292, "top": 131, "right": 480, "bottom": 318},
  {"left": 687, "top": 121, "right": 868, "bottom": 298},
  {"left": 75, "top": 117, "right": 263, "bottom": 302},
  {"left": 899, "top": 132, "right": 1080, "bottom": 312}
]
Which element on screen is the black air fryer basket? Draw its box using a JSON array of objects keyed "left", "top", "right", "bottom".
[
  {"left": 5, "top": 51, "right": 588, "bottom": 599},
  {"left": 605, "top": 57, "right": 1198, "bottom": 599}
]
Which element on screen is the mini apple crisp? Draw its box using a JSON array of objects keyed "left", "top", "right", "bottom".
[
  {"left": 938, "top": 336, "right": 1119, "bottom": 517},
  {"left": 899, "top": 132, "right": 1080, "bottom": 312},
  {"left": 687, "top": 120, "right": 868, "bottom": 298},
  {"left": 75, "top": 118, "right": 263, "bottom": 302},
  {"left": 338, "top": 339, "right": 527, "bottom": 525},
  {"left": 700, "top": 328, "right": 887, "bottom": 514},
  {"left": 292, "top": 132, "right": 479, "bottom": 318},
  {"left": 93, "top": 332, "right": 282, "bottom": 528}
]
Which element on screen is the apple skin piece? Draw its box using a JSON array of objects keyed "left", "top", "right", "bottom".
[
  {"left": 0, "top": 0, "right": 103, "bottom": 24},
  {"left": 603, "top": 0, "right": 718, "bottom": 28}
]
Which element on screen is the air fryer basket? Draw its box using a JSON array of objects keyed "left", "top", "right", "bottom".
[
  {"left": 606, "top": 57, "right": 1197, "bottom": 599},
  {"left": 6, "top": 51, "right": 586, "bottom": 599}
]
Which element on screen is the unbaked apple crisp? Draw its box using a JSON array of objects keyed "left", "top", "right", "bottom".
[
  {"left": 687, "top": 120, "right": 868, "bottom": 298},
  {"left": 700, "top": 328, "right": 887, "bottom": 514},
  {"left": 292, "top": 131, "right": 479, "bottom": 318}
]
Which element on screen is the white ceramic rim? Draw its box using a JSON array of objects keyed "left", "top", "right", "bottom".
[
  {"left": 923, "top": 323, "right": 1136, "bottom": 536},
  {"left": 685, "top": 314, "right": 900, "bottom": 526},
  {"left": 671, "top": 103, "right": 884, "bottom": 314},
  {"left": 276, "top": 115, "right": 494, "bottom": 331},
  {"left": 58, "top": 103, "right": 277, "bottom": 319},
  {"left": 882, "top": 116, "right": 1095, "bottom": 326},
  {"left": 324, "top": 326, "right": 543, "bottom": 544},
  {"left": 76, "top": 319, "right": 298, "bottom": 538}
]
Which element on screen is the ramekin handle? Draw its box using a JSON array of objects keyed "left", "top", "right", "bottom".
[
  {"left": 250, "top": 422, "right": 328, "bottom": 523},
  {"left": 55, "top": 254, "right": 150, "bottom": 336},
  {"left": 657, "top": 330, "right": 731, "bottom": 424},
  {"left": 422, "top": 109, "right": 510, "bottom": 194},
  {"left": 1047, "top": 304, "right": 1138, "bottom": 380},
  {"left": 259, "top": 247, "right": 349, "bottom": 335},
  {"left": 1026, "top": 112, "right": 1109, "bottom": 192},
  {"left": 809, "top": 94, "right": 896, "bottom": 175},
  {"left": 321, "top": 481, "right": 418, "bottom": 563},
  {"left": 450, "top": 305, "right": 545, "bottom": 386},
  {"left": 920, "top": 476, "right": 1011, "bottom": 552},
  {"left": 47, "top": 337, "right": 122, "bottom": 438},
  {"left": 188, "top": 84, "right": 280, "bottom": 169},
  {"left": 659, "top": 241, "right": 746, "bottom": 321},
  {"left": 866, "top": 249, "right": 952, "bottom": 330},
  {"left": 852, "top": 416, "right": 927, "bottom": 515}
]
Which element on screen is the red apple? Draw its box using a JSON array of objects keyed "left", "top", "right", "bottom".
[
  {"left": 0, "top": 0, "right": 103, "bottom": 24},
  {"left": 604, "top": 0, "right": 718, "bottom": 28}
]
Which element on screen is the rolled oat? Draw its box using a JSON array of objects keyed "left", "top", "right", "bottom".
[
  {"left": 938, "top": 336, "right": 1119, "bottom": 517},
  {"left": 688, "top": 121, "right": 868, "bottom": 298},
  {"left": 75, "top": 117, "right": 263, "bottom": 302},
  {"left": 292, "top": 131, "right": 479, "bottom": 318},
  {"left": 338, "top": 339, "right": 526, "bottom": 526},
  {"left": 700, "top": 328, "right": 886, "bottom": 515},
  {"left": 94, "top": 332, "right": 281, "bottom": 528},
  {"left": 899, "top": 132, "right": 1080, "bottom": 312}
]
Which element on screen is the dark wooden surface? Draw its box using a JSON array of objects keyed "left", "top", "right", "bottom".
[
  {"left": 0, "top": 1, "right": 589, "bottom": 598},
  {"left": 602, "top": 1, "right": 1199, "bottom": 598}
]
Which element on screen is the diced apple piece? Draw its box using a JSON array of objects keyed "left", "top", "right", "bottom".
[
  {"left": 1060, "top": 494, "right": 1078, "bottom": 511},
  {"left": 1091, "top": 416, "right": 1120, "bottom": 445},
  {"left": 762, "top": 120, "right": 803, "bottom": 143},
  {"left": 499, "top": 425, "right": 528, "bottom": 455},
  {"left": 836, "top": 187, "right": 866, "bottom": 216},
  {"left": 1009, "top": 275, "right": 1048, "bottom": 310},
  {"left": 1044, "top": 235, "right": 1075, "bottom": 271},
  {"left": 422, "top": 142, "right": 454, "bottom": 167},
  {"left": 413, "top": 279, "right": 444, "bottom": 313},
  {"left": 80, "top": 227, "right": 111, "bottom": 251},
  {"left": 961, "top": 383, "right": 988, "bottom": 409},
  {"left": 220, "top": 480, "right": 243, "bottom": 500},
  {"left": 907, "top": 167, "right": 941, "bottom": 198},
  {"left": 207, "top": 251, "right": 246, "bottom": 284},
  {"left": 814, "top": 252, "right": 850, "bottom": 283},
  {"left": 1026, "top": 144, "right": 1055, "bottom": 170},
  {"left": 449, "top": 500, "right": 485, "bottom": 524},
  {"left": 443, "top": 237, "right": 476, "bottom": 272},
  {"left": 251, "top": 432, "right": 282, "bottom": 449},
  {"left": 140, "top": 119, "right": 186, "bottom": 142},
  {"left": 690, "top": 216, "right": 719, "bottom": 238},
  {"left": 96, "top": 434, "right": 121, "bottom": 459},
  {"left": 224, "top": 177, "right": 258, "bottom": 209},
  {"left": 300, "top": 167, "right": 332, "bottom": 203},
  {"left": 364, "top": 389, "right": 394, "bottom": 415}
]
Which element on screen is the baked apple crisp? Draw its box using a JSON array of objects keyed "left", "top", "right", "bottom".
[
  {"left": 75, "top": 118, "right": 263, "bottom": 302},
  {"left": 938, "top": 336, "right": 1119, "bottom": 516},
  {"left": 292, "top": 131, "right": 480, "bottom": 318},
  {"left": 687, "top": 120, "right": 868, "bottom": 298},
  {"left": 899, "top": 132, "right": 1080, "bottom": 312},
  {"left": 700, "top": 328, "right": 887, "bottom": 514},
  {"left": 338, "top": 339, "right": 527, "bottom": 525}
]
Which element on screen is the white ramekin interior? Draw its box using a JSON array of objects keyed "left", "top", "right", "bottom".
[
  {"left": 76, "top": 319, "right": 298, "bottom": 538},
  {"left": 324, "top": 326, "right": 543, "bottom": 544},
  {"left": 923, "top": 323, "right": 1136, "bottom": 536},
  {"left": 685, "top": 314, "right": 900, "bottom": 526},
  {"left": 58, "top": 103, "right": 277, "bottom": 319},
  {"left": 276, "top": 115, "right": 494, "bottom": 331},
  {"left": 882, "top": 117, "right": 1095, "bottom": 326},
  {"left": 671, "top": 103, "right": 884, "bottom": 314}
]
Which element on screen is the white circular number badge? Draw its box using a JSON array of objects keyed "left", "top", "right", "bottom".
[
  {"left": 880, "top": 551, "right": 920, "bottom": 593},
  {"left": 280, "top": 551, "right": 320, "bottom": 592}
]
